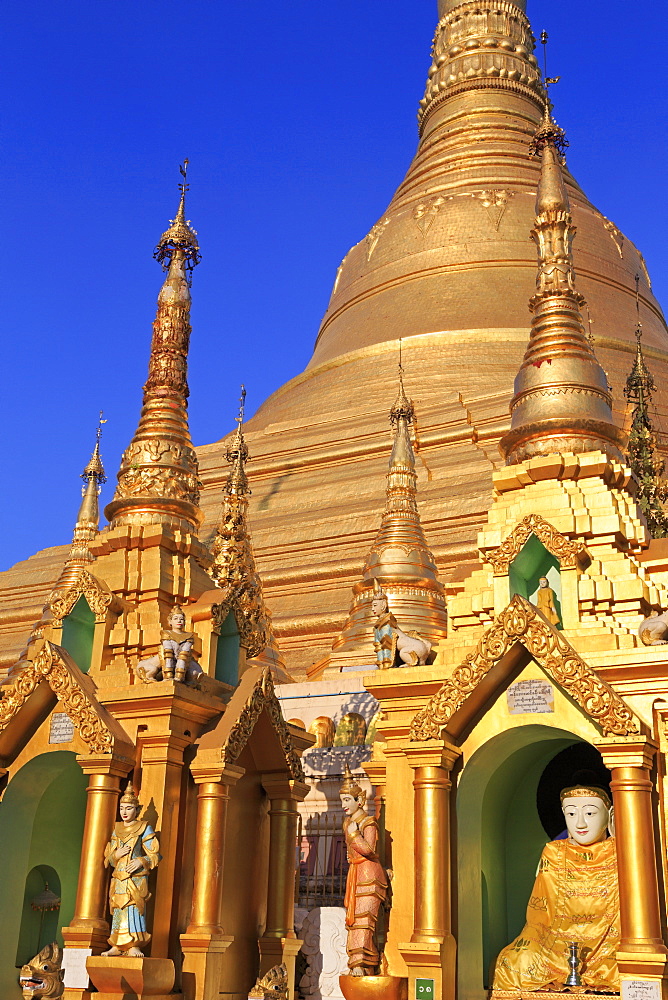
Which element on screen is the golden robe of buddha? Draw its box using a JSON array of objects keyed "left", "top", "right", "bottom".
[
  {"left": 492, "top": 784, "right": 619, "bottom": 992},
  {"left": 535, "top": 577, "right": 561, "bottom": 627}
]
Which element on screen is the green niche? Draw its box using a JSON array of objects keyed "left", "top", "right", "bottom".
[
  {"left": 15, "top": 865, "right": 61, "bottom": 967},
  {"left": 215, "top": 610, "right": 240, "bottom": 685},
  {"left": 456, "top": 725, "right": 581, "bottom": 1000},
  {"left": 61, "top": 594, "right": 95, "bottom": 673},
  {"left": 509, "top": 535, "right": 562, "bottom": 628},
  {"left": 0, "top": 751, "right": 86, "bottom": 993}
]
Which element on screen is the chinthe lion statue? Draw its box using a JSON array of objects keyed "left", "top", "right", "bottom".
[{"left": 19, "top": 943, "right": 64, "bottom": 999}]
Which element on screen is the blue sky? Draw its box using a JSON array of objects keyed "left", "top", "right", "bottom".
[{"left": 2, "top": 1, "right": 667, "bottom": 571}]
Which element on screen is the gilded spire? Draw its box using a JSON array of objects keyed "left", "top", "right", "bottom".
[
  {"left": 51, "top": 417, "right": 107, "bottom": 596},
  {"left": 334, "top": 365, "right": 447, "bottom": 652},
  {"left": 500, "top": 108, "right": 624, "bottom": 465},
  {"left": 210, "top": 388, "right": 276, "bottom": 662},
  {"left": 624, "top": 278, "right": 668, "bottom": 537},
  {"left": 105, "top": 164, "right": 202, "bottom": 530}
]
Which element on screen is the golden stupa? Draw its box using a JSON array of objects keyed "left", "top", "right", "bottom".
[{"left": 1, "top": 0, "right": 667, "bottom": 678}]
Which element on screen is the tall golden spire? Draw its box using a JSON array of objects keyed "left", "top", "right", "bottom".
[
  {"left": 500, "top": 109, "right": 624, "bottom": 464},
  {"left": 334, "top": 366, "right": 448, "bottom": 653},
  {"left": 51, "top": 417, "right": 107, "bottom": 596},
  {"left": 209, "top": 388, "right": 275, "bottom": 661},
  {"left": 105, "top": 162, "right": 202, "bottom": 530}
]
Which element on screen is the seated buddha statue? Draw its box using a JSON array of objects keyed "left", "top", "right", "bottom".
[{"left": 492, "top": 778, "right": 619, "bottom": 992}]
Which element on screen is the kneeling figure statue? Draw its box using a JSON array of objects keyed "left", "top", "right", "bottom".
[
  {"left": 492, "top": 779, "right": 619, "bottom": 992},
  {"left": 371, "top": 580, "right": 431, "bottom": 668}
]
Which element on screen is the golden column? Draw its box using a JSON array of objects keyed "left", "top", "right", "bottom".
[
  {"left": 401, "top": 742, "right": 461, "bottom": 1000},
  {"left": 62, "top": 755, "right": 132, "bottom": 952},
  {"left": 181, "top": 760, "right": 245, "bottom": 1000},
  {"left": 596, "top": 737, "right": 668, "bottom": 987},
  {"left": 259, "top": 776, "right": 310, "bottom": 998}
]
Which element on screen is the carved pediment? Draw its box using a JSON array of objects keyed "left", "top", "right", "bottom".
[
  {"left": 49, "top": 570, "right": 115, "bottom": 625},
  {"left": 410, "top": 596, "right": 640, "bottom": 741},
  {"left": 195, "top": 666, "right": 305, "bottom": 781},
  {"left": 483, "top": 514, "right": 589, "bottom": 575},
  {"left": 211, "top": 586, "right": 272, "bottom": 660},
  {"left": 0, "top": 640, "right": 133, "bottom": 758}
]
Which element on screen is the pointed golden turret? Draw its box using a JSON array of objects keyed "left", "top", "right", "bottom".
[
  {"left": 51, "top": 420, "right": 107, "bottom": 597},
  {"left": 500, "top": 110, "right": 624, "bottom": 464},
  {"left": 210, "top": 388, "right": 278, "bottom": 665},
  {"left": 105, "top": 162, "right": 202, "bottom": 530},
  {"left": 334, "top": 368, "right": 448, "bottom": 653}
]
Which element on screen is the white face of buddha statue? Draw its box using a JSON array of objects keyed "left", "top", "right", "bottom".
[
  {"left": 562, "top": 794, "right": 609, "bottom": 845},
  {"left": 119, "top": 800, "right": 139, "bottom": 823},
  {"left": 539, "top": 577, "right": 549, "bottom": 589},
  {"left": 340, "top": 793, "right": 359, "bottom": 817}
]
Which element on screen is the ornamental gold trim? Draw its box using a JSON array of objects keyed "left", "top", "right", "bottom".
[
  {"left": 49, "top": 570, "right": 113, "bottom": 625},
  {"left": 410, "top": 595, "right": 640, "bottom": 741},
  {"left": 222, "top": 667, "right": 305, "bottom": 781},
  {"left": 0, "top": 640, "right": 117, "bottom": 755},
  {"left": 483, "top": 513, "right": 589, "bottom": 575}
]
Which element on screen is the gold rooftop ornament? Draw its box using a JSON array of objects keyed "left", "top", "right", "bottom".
[
  {"left": 500, "top": 92, "right": 624, "bottom": 465},
  {"left": 105, "top": 163, "right": 202, "bottom": 531}
]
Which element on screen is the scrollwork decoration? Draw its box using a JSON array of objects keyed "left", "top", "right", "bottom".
[
  {"left": 0, "top": 641, "right": 116, "bottom": 754},
  {"left": 483, "top": 514, "right": 588, "bottom": 575},
  {"left": 222, "top": 667, "right": 305, "bottom": 780},
  {"left": 49, "top": 570, "right": 113, "bottom": 625},
  {"left": 410, "top": 595, "right": 640, "bottom": 741}
]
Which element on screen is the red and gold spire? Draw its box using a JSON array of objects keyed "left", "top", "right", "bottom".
[{"left": 105, "top": 162, "right": 202, "bottom": 530}]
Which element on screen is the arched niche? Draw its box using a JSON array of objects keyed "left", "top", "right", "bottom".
[
  {"left": 509, "top": 535, "right": 562, "bottom": 627},
  {"left": 61, "top": 594, "right": 95, "bottom": 673},
  {"left": 0, "top": 751, "right": 86, "bottom": 991},
  {"left": 456, "top": 725, "right": 607, "bottom": 1000},
  {"left": 15, "top": 864, "right": 61, "bottom": 968},
  {"left": 214, "top": 610, "right": 241, "bottom": 686},
  {"left": 334, "top": 712, "right": 367, "bottom": 746}
]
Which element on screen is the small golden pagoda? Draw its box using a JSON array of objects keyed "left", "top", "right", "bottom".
[{"left": 0, "top": 173, "right": 312, "bottom": 1000}]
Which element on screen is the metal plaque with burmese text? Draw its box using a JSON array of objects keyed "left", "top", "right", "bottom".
[
  {"left": 49, "top": 712, "right": 75, "bottom": 744},
  {"left": 506, "top": 678, "right": 554, "bottom": 715}
]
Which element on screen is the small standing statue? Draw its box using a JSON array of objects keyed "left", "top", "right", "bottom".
[
  {"left": 371, "top": 579, "right": 431, "bottom": 668},
  {"left": 492, "top": 776, "right": 619, "bottom": 991},
  {"left": 340, "top": 764, "right": 388, "bottom": 976},
  {"left": 535, "top": 576, "right": 561, "bottom": 627},
  {"left": 101, "top": 783, "right": 160, "bottom": 958}
]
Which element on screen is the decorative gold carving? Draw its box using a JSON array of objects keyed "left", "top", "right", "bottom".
[
  {"left": 365, "top": 219, "right": 390, "bottom": 261},
  {"left": 410, "top": 596, "right": 640, "bottom": 741},
  {"left": 222, "top": 668, "right": 305, "bottom": 781},
  {"left": 602, "top": 218, "right": 624, "bottom": 258},
  {"left": 483, "top": 514, "right": 588, "bottom": 574},
  {"left": 0, "top": 641, "right": 117, "bottom": 754},
  {"left": 249, "top": 963, "right": 288, "bottom": 1000},
  {"left": 49, "top": 570, "right": 113, "bottom": 625},
  {"left": 472, "top": 190, "right": 512, "bottom": 231},
  {"left": 413, "top": 196, "right": 445, "bottom": 237},
  {"left": 419, "top": 0, "right": 545, "bottom": 131}
]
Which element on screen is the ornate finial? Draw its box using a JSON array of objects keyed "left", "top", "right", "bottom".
[
  {"left": 390, "top": 341, "right": 415, "bottom": 425},
  {"left": 501, "top": 111, "right": 623, "bottom": 465},
  {"left": 154, "top": 160, "right": 201, "bottom": 274},
  {"left": 530, "top": 32, "right": 568, "bottom": 159},
  {"left": 225, "top": 385, "right": 251, "bottom": 496},
  {"left": 624, "top": 276, "right": 668, "bottom": 537},
  {"left": 106, "top": 169, "right": 202, "bottom": 531},
  {"left": 340, "top": 762, "right": 364, "bottom": 800},
  {"left": 81, "top": 412, "right": 107, "bottom": 486}
]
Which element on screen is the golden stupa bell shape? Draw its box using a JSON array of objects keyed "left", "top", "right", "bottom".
[
  {"left": 500, "top": 111, "right": 624, "bottom": 465},
  {"left": 334, "top": 370, "right": 448, "bottom": 652},
  {"left": 105, "top": 166, "right": 202, "bottom": 531}
]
